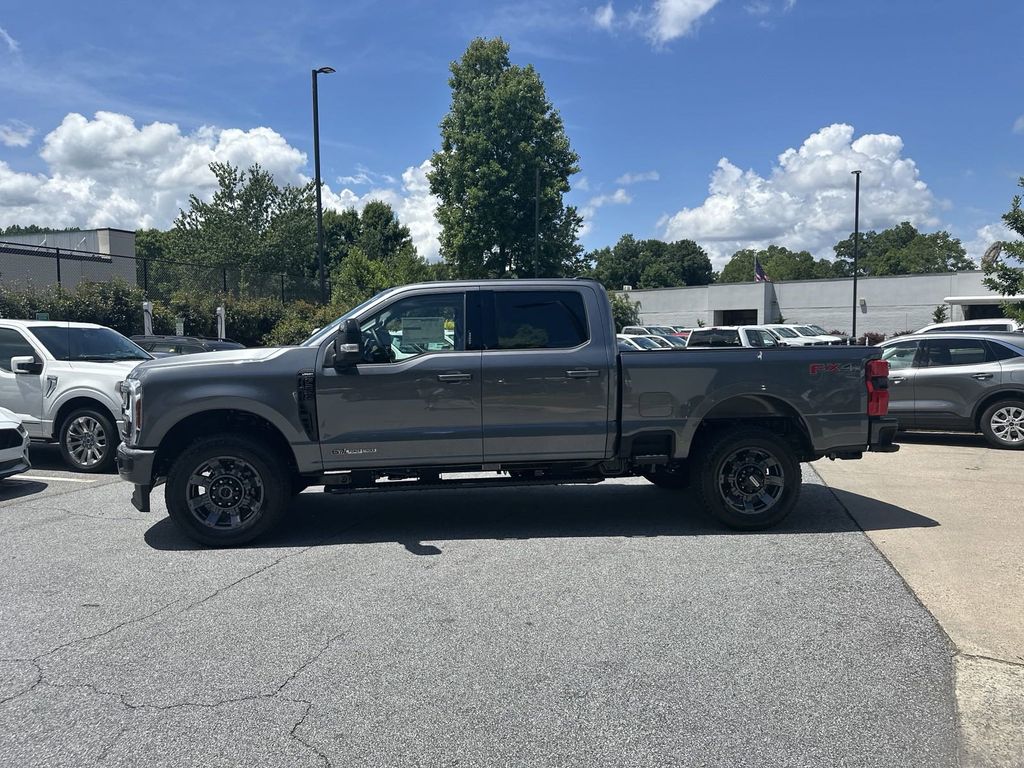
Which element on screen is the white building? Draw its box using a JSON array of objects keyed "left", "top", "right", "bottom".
[
  {"left": 0, "top": 228, "right": 137, "bottom": 289},
  {"left": 624, "top": 271, "right": 1020, "bottom": 336}
]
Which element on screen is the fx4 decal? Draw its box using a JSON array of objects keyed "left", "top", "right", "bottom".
[{"left": 808, "top": 362, "right": 860, "bottom": 376}]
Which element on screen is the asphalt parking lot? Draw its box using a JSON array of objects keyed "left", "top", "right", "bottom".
[{"left": 0, "top": 440, "right": 982, "bottom": 767}]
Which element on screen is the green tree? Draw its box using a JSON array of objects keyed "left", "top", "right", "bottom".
[
  {"left": 170, "top": 162, "right": 316, "bottom": 294},
  {"left": 609, "top": 292, "right": 641, "bottom": 330},
  {"left": 590, "top": 235, "right": 712, "bottom": 290},
  {"left": 428, "top": 37, "right": 583, "bottom": 278},
  {"left": 717, "top": 245, "right": 840, "bottom": 283},
  {"left": 327, "top": 201, "right": 432, "bottom": 306},
  {"left": 981, "top": 177, "right": 1024, "bottom": 323},
  {"left": 833, "top": 222, "right": 973, "bottom": 276}
]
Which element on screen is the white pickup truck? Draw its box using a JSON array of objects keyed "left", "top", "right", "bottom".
[{"left": 0, "top": 320, "right": 152, "bottom": 471}]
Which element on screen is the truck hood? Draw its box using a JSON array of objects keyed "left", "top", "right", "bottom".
[{"left": 131, "top": 346, "right": 307, "bottom": 375}]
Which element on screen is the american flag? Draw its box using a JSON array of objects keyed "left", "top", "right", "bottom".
[{"left": 754, "top": 256, "right": 770, "bottom": 283}]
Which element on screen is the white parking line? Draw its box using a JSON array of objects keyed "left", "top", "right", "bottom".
[{"left": 19, "top": 475, "right": 98, "bottom": 483}]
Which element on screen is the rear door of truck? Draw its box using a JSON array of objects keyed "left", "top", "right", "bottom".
[{"left": 480, "top": 285, "right": 614, "bottom": 463}]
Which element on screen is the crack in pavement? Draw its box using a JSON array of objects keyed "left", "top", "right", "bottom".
[{"left": 9, "top": 631, "right": 347, "bottom": 767}]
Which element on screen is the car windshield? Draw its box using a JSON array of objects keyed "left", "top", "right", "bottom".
[
  {"left": 771, "top": 327, "right": 799, "bottom": 338},
  {"left": 648, "top": 326, "right": 675, "bottom": 335},
  {"left": 660, "top": 336, "right": 687, "bottom": 347},
  {"left": 794, "top": 327, "right": 819, "bottom": 337},
  {"left": 808, "top": 325, "right": 829, "bottom": 335},
  {"left": 29, "top": 326, "right": 152, "bottom": 361},
  {"left": 632, "top": 336, "right": 659, "bottom": 349}
]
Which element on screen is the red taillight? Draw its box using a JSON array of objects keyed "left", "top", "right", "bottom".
[{"left": 866, "top": 358, "right": 889, "bottom": 416}]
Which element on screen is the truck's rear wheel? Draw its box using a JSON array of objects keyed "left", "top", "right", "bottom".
[
  {"left": 695, "top": 427, "right": 800, "bottom": 530},
  {"left": 165, "top": 436, "right": 290, "bottom": 547}
]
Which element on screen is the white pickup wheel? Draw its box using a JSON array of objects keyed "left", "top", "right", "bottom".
[
  {"left": 695, "top": 427, "right": 801, "bottom": 530},
  {"left": 59, "top": 407, "right": 118, "bottom": 473}
]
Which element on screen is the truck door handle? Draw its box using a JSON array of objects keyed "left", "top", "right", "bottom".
[
  {"left": 971, "top": 373, "right": 994, "bottom": 380},
  {"left": 890, "top": 376, "right": 906, "bottom": 384},
  {"left": 565, "top": 369, "right": 599, "bottom": 379},
  {"left": 437, "top": 372, "right": 472, "bottom": 382}
]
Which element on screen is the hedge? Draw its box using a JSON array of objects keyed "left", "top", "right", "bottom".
[{"left": 0, "top": 279, "right": 349, "bottom": 348}]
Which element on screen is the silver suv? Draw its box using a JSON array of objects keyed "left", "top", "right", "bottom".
[{"left": 878, "top": 332, "right": 1024, "bottom": 448}]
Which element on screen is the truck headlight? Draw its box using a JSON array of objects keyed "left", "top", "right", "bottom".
[{"left": 122, "top": 379, "right": 143, "bottom": 445}]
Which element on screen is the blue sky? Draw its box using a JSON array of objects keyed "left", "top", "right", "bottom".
[{"left": 0, "top": 0, "right": 1021, "bottom": 267}]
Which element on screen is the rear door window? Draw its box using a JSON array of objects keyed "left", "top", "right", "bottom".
[
  {"left": 489, "top": 291, "right": 589, "bottom": 350},
  {"left": 920, "top": 339, "right": 991, "bottom": 367}
]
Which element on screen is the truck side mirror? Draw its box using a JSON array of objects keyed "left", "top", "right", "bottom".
[
  {"left": 10, "top": 356, "right": 42, "bottom": 375},
  {"left": 334, "top": 319, "right": 363, "bottom": 369}
]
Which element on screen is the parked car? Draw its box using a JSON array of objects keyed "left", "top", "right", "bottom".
[
  {"left": 642, "top": 334, "right": 687, "bottom": 349},
  {"left": 804, "top": 324, "right": 850, "bottom": 344},
  {"left": 0, "top": 320, "right": 152, "bottom": 472},
  {"left": 913, "top": 319, "right": 1023, "bottom": 334},
  {"left": 670, "top": 327, "right": 694, "bottom": 339},
  {"left": 131, "top": 335, "right": 246, "bottom": 356},
  {"left": 617, "top": 334, "right": 662, "bottom": 350},
  {"left": 685, "top": 326, "right": 781, "bottom": 349},
  {"left": 764, "top": 324, "right": 829, "bottom": 346},
  {"left": 118, "top": 278, "right": 897, "bottom": 546},
  {"left": 878, "top": 331, "right": 1024, "bottom": 448},
  {"left": 0, "top": 405, "right": 30, "bottom": 480}
]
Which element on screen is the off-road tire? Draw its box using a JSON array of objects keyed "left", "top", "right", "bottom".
[
  {"left": 694, "top": 427, "right": 801, "bottom": 530},
  {"left": 165, "top": 436, "right": 291, "bottom": 547}
]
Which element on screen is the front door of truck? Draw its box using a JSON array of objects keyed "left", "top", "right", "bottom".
[
  {"left": 316, "top": 289, "right": 482, "bottom": 469},
  {"left": 480, "top": 288, "right": 612, "bottom": 463}
]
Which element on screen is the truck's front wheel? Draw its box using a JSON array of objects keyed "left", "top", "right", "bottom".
[
  {"left": 695, "top": 428, "right": 801, "bottom": 530},
  {"left": 165, "top": 436, "right": 291, "bottom": 547}
]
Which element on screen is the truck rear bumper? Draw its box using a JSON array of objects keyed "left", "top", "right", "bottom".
[
  {"left": 867, "top": 416, "right": 900, "bottom": 453},
  {"left": 116, "top": 444, "right": 157, "bottom": 513}
]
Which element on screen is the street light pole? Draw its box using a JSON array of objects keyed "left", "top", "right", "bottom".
[
  {"left": 312, "top": 66, "right": 335, "bottom": 304},
  {"left": 851, "top": 169, "right": 862, "bottom": 342}
]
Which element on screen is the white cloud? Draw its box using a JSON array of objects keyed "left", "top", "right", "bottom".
[
  {"left": 579, "top": 188, "right": 632, "bottom": 237},
  {"left": 642, "top": 0, "right": 721, "bottom": 45},
  {"left": 573, "top": 176, "right": 591, "bottom": 192},
  {"left": 593, "top": 2, "right": 615, "bottom": 29},
  {"left": 1013, "top": 115, "right": 1024, "bottom": 134},
  {"left": 0, "top": 120, "right": 35, "bottom": 147},
  {"left": 616, "top": 170, "right": 660, "bottom": 185},
  {"left": 659, "top": 123, "right": 939, "bottom": 267},
  {"left": 0, "top": 110, "right": 443, "bottom": 260},
  {"left": 337, "top": 165, "right": 397, "bottom": 186},
  {"left": 0, "top": 27, "right": 19, "bottom": 53}
]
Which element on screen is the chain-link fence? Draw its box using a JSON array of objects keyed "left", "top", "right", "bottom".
[{"left": 0, "top": 240, "right": 325, "bottom": 304}]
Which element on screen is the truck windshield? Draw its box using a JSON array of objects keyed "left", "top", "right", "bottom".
[
  {"left": 29, "top": 326, "right": 151, "bottom": 361},
  {"left": 300, "top": 292, "right": 389, "bottom": 347},
  {"left": 794, "top": 327, "right": 819, "bottom": 337},
  {"left": 771, "top": 327, "right": 799, "bottom": 338}
]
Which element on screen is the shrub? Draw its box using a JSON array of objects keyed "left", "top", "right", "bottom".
[
  {"left": 263, "top": 301, "right": 348, "bottom": 346},
  {"left": 856, "top": 331, "right": 886, "bottom": 346}
]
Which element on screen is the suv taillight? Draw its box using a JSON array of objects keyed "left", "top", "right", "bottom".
[{"left": 866, "top": 359, "right": 889, "bottom": 416}]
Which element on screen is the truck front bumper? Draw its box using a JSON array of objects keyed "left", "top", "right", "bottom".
[{"left": 116, "top": 443, "right": 157, "bottom": 513}]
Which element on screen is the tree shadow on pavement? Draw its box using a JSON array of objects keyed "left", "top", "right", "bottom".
[{"left": 143, "top": 481, "right": 939, "bottom": 553}]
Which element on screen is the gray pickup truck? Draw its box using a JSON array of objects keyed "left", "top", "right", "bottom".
[{"left": 117, "top": 279, "right": 898, "bottom": 546}]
